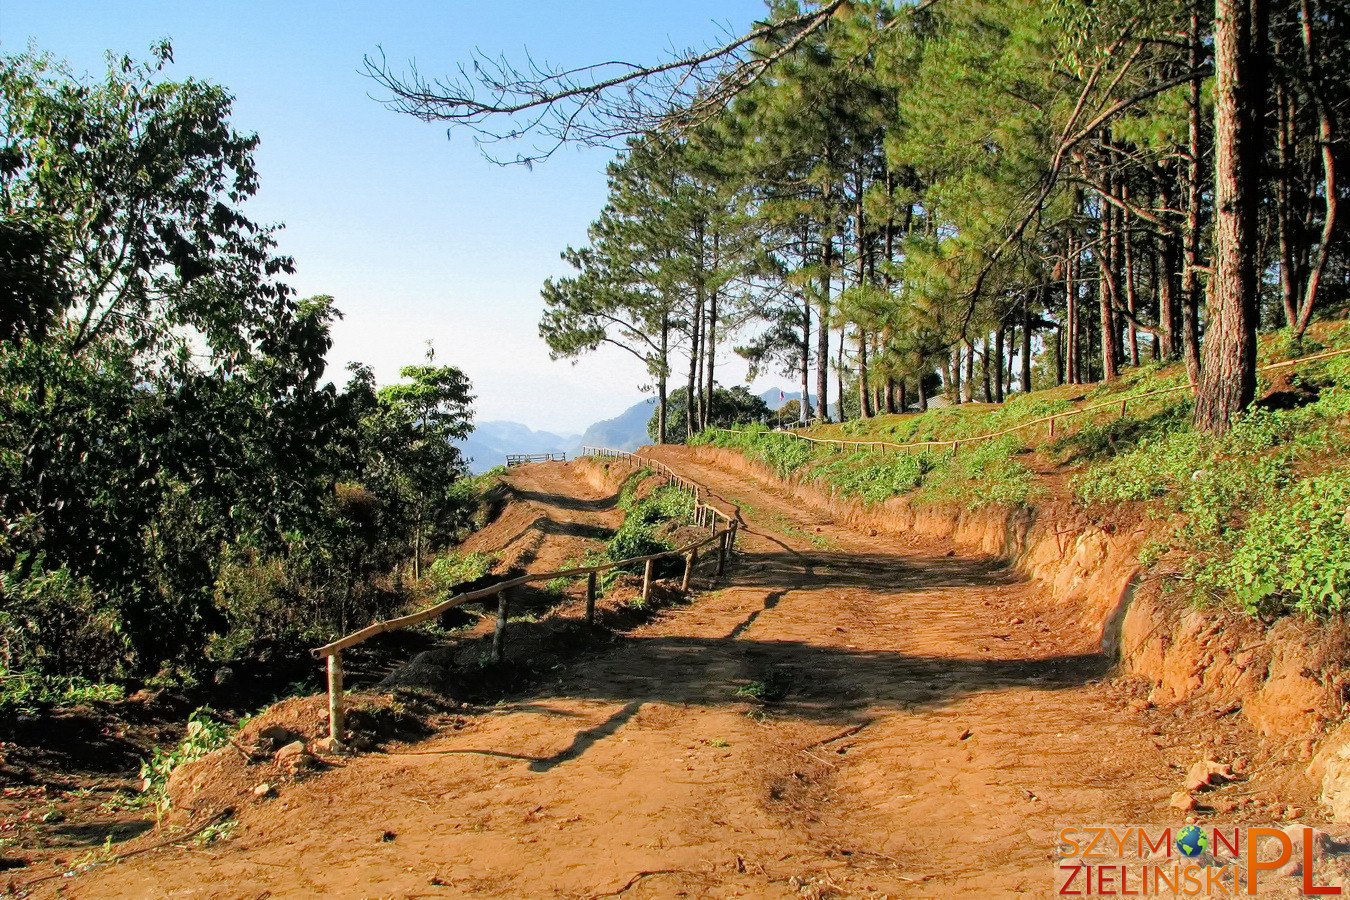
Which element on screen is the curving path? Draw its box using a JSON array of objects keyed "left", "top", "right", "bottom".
[{"left": 55, "top": 451, "right": 1294, "bottom": 898}]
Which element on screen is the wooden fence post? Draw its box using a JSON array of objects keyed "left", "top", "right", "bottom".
[
  {"left": 642, "top": 558, "right": 654, "bottom": 604},
  {"left": 729, "top": 521, "right": 739, "bottom": 556},
  {"left": 493, "top": 589, "right": 509, "bottom": 663},
  {"left": 1120, "top": 399, "right": 1128, "bottom": 418},
  {"left": 585, "top": 572, "right": 597, "bottom": 626},
  {"left": 681, "top": 549, "right": 697, "bottom": 592},
  {"left": 716, "top": 530, "right": 728, "bottom": 578},
  {"left": 1049, "top": 416, "right": 1056, "bottom": 438},
  {"left": 327, "top": 652, "right": 344, "bottom": 744}
]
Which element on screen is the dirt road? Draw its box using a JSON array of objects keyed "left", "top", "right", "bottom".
[{"left": 54, "top": 452, "right": 1301, "bottom": 898}]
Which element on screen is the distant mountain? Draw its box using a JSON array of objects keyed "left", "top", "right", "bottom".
[
  {"left": 462, "top": 388, "right": 816, "bottom": 473},
  {"left": 574, "top": 397, "right": 658, "bottom": 452},
  {"left": 455, "top": 421, "right": 579, "bottom": 474}
]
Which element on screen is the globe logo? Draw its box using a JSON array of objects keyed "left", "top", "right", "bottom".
[{"left": 1176, "top": 825, "right": 1209, "bottom": 858}]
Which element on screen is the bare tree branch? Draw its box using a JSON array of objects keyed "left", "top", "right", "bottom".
[{"left": 361, "top": 2, "right": 851, "bottom": 165}]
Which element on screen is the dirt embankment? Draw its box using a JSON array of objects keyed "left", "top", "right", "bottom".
[{"left": 678, "top": 445, "right": 1348, "bottom": 772}]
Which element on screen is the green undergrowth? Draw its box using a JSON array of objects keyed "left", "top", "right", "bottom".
[
  {"left": 1074, "top": 339, "right": 1350, "bottom": 618},
  {"left": 694, "top": 425, "right": 1037, "bottom": 507},
  {"left": 602, "top": 477, "right": 695, "bottom": 592},
  {"left": 428, "top": 551, "right": 498, "bottom": 596},
  {"left": 139, "top": 707, "right": 232, "bottom": 819},
  {"left": 0, "top": 669, "right": 125, "bottom": 714},
  {"left": 697, "top": 324, "right": 1350, "bottom": 621}
]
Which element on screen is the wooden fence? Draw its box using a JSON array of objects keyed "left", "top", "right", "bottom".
[
  {"left": 579, "top": 445, "right": 739, "bottom": 531},
  {"left": 312, "top": 447, "right": 739, "bottom": 744},
  {"left": 505, "top": 452, "right": 567, "bottom": 467},
  {"left": 717, "top": 346, "right": 1350, "bottom": 456}
]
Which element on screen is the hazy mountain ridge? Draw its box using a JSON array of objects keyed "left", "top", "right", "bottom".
[
  {"left": 455, "top": 420, "right": 579, "bottom": 474},
  {"left": 458, "top": 387, "right": 808, "bottom": 473}
]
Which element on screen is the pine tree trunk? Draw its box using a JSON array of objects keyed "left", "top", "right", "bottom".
[
  {"left": 1066, "top": 230, "right": 1079, "bottom": 383},
  {"left": 1181, "top": 2, "right": 1207, "bottom": 388},
  {"left": 963, "top": 340, "right": 975, "bottom": 403},
  {"left": 994, "top": 326, "right": 1006, "bottom": 402},
  {"left": 836, "top": 327, "right": 846, "bottom": 421},
  {"left": 657, "top": 314, "right": 669, "bottom": 443},
  {"left": 1099, "top": 160, "right": 1121, "bottom": 382},
  {"left": 705, "top": 284, "right": 718, "bottom": 433},
  {"left": 1021, "top": 294, "right": 1033, "bottom": 392},
  {"left": 1156, "top": 182, "right": 1180, "bottom": 361},
  {"left": 1195, "top": 0, "right": 1267, "bottom": 434},
  {"left": 1122, "top": 183, "right": 1140, "bottom": 367},
  {"left": 817, "top": 232, "right": 832, "bottom": 422},
  {"left": 1294, "top": 0, "right": 1336, "bottom": 339},
  {"left": 982, "top": 334, "right": 993, "bottom": 401},
  {"left": 858, "top": 328, "right": 872, "bottom": 418},
  {"left": 687, "top": 291, "right": 701, "bottom": 441},
  {"left": 801, "top": 291, "right": 811, "bottom": 423}
]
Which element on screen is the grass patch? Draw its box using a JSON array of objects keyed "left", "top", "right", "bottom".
[{"left": 700, "top": 323, "right": 1350, "bottom": 622}]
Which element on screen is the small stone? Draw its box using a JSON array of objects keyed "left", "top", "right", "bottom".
[
  {"left": 380, "top": 830, "right": 397, "bottom": 843},
  {"left": 1233, "top": 756, "right": 1250, "bottom": 775},
  {"left": 274, "top": 740, "right": 307, "bottom": 761},
  {"left": 256, "top": 725, "right": 297, "bottom": 753},
  {"left": 958, "top": 729, "right": 973, "bottom": 742},
  {"left": 1185, "top": 762, "right": 1213, "bottom": 793},
  {"left": 275, "top": 740, "right": 316, "bottom": 773},
  {"left": 252, "top": 782, "right": 275, "bottom": 798},
  {"left": 1171, "top": 791, "right": 1198, "bottom": 811},
  {"left": 1010, "top": 617, "right": 1023, "bottom": 625},
  {"left": 314, "top": 736, "right": 347, "bottom": 755}
]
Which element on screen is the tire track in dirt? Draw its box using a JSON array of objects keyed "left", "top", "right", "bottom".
[{"left": 57, "top": 453, "right": 1268, "bottom": 898}]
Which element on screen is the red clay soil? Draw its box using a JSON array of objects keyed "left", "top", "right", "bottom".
[{"left": 31, "top": 453, "right": 1322, "bottom": 898}]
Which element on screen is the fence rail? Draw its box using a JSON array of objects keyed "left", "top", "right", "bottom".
[
  {"left": 715, "top": 347, "right": 1350, "bottom": 456},
  {"left": 505, "top": 452, "right": 567, "bottom": 466},
  {"left": 580, "top": 445, "right": 739, "bottom": 530},
  {"left": 312, "top": 446, "right": 739, "bottom": 744}
]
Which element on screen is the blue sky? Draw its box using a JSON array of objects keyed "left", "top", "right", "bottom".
[{"left": 1, "top": 1, "right": 774, "bottom": 434}]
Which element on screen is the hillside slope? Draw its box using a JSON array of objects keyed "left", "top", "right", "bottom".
[{"left": 44, "top": 452, "right": 1333, "bottom": 898}]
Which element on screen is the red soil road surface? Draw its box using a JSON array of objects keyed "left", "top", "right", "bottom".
[{"left": 51, "top": 450, "right": 1299, "bottom": 898}]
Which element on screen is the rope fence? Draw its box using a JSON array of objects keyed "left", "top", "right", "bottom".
[{"left": 713, "top": 347, "right": 1350, "bottom": 456}]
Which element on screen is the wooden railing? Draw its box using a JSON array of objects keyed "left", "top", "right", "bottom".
[
  {"left": 505, "top": 452, "right": 567, "bottom": 466},
  {"left": 714, "top": 347, "right": 1350, "bottom": 455},
  {"left": 580, "top": 445, "right": 739, "bottom": 531},
  {"left": 312, "top": 447, "right": 740, "bottom": 744}
]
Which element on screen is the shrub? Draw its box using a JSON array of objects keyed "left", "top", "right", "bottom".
[
  {"left": 139, "top": 707, "right": 231, "bottom": 817},
  {"left": 1195, "top": 471, "right": 1350, "bottom": 617},
  {"left": 0, "top": 554, "right": 130, "bottom": 680},
  {"left": 428, "top": 551, "right": 497, "bottom": 593}
]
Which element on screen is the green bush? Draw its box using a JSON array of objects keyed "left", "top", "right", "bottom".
[
  {"left": 603, "top": 484, "right": 693, "bottom": 577},
  {"left": 139, "top": 707, "right": 231, "bottom": 817},
  {"left": 1195, "top": 471, "right": 1350, "bottom": 617},
  {"left": 428, "top": 551, "right": 497, "bottom": 593},
  {"left": 0, "top": 669, "right": 124, "bottom": 713},
  {"left": 0, "top": 554, "right": 130, "bottom": 681},
  {"left": 918, "top": 437, "right": 1035, "bottom": 507},
  {"left": 810, "top": 451, "right": 931, "bottom": 503}
]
